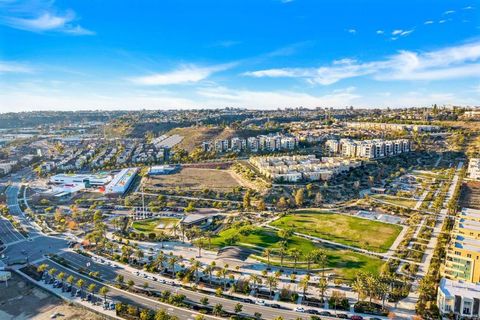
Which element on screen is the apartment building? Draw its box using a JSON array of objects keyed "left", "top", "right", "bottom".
[
  {"left": 249, "top": 155, "right": 361, "bottom": 182},
  {"left": 443, "top": 208, "right": 480, "bottom": 284},
  {"left": 344, "top": 122, "right": 441, "bottom": 132},
  {"left": 205, "top": 134, "right": 298, "bottom": 153},
  {"left": 325, "top": 138, "right": 411, "bottom": 159},
  {"left": 437, "top": 277, "right": 480, "bottom": 318}
]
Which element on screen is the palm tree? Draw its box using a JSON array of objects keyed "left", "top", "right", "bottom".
[
  {"left": 115, "top": 274, "right": 124, "bottom": 287},
  {"left": 168, "top": 254, "right": 180, "bottom": 278},
  {"left": 318, "top": 277, "right": 328, "bottom": 303},
  {"left": 87, "top": 283, "right": 96, "bottom": 294},
  {"left": 314, "top": 249, "right": 328, "bottom": 278},
  {"left": 200, "top": 296, "right": 209, "bottom": 307},
  {"left": 288, "top": 248, "right": 302, "bottom": 273},
  {"left": 57, "top": 272, "right": 66, "bottom": 287},
  {"left": 203, "top": 264, "right": 214, "bottom": 284},
  {"left": 193, "top": 238, "right": 206, "bottom": 258},
  {"left": 249, "top": 274, "right": 261, "bottom": 291},
  {"left": 156, "top": 251, "right": 166, "bottom": 272},
  {"left": 299, "top": 275, "right": 310, "bottom": 297},
  {"left": 216, "top": 268, "right": 228, "bottom": 290},
  {"left": 127, "top": 279, "right": 135, "bottom": 290},
  {"left": 190, "top": 258, "right": 202, "bottom": 283},
  {"left": 266, "top": 275, "right": 278, "bottom": 298},
  {"left": 99, "top": 286, "right": 110, "bottom": 302},
  {"left": 263, "top": 248, "right": 272, "bottom": 269},
  {"left": 204, "top": 231, "right": 213, "bottom": 250},
  {"left": 351, "top": 275, "right": 365, "bottom": 302},
  {"left": 305, "top": 252, "right": 316, "bottom": 274},
  {"left": 278, "top": 245, "right": 287, "bottom": 268},
  {"left": 234, "top": 302, "right": 243, "bottom": 313}
]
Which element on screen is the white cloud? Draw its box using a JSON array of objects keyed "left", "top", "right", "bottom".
[
  {"left": 348, "top": 29, "right": 357, "bottom": 34},
  {"left": 463, "top": 6, "right": 474, "bottom": 10},
  {"left": 444, "top": 10, "right": 455, "bottom": 15},
  {"left": 391, "top": 29, "right": 414, "bottom": 37},
  {"left": 130, "top": 63, "right": 235, "bottom": 86},
  {"left": 424, "top": 20, "right": 434, "bottom": 25},
  {"left": 439, "top": 19, "right": 447, "bottom": 24},
  {"left": 0, "top": 2, "right": 93, "bottom": 35},
  {"left": 0, "top": 61, "right": 32, "bottom": 74},
  {"left": 392, "top": 29, "right": 403, "bottom": 36},
  {"left": 376, "top": 30, "right": 384, "bottom": 35},
  {"left": 243, "top": 41, "right": 480, "bottom": 85}
]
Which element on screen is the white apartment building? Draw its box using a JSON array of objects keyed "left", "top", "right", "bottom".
[
  {"left": 437, "top": 277, "right": 480, "bottom": 318},
  {"left": 327, "top": 138, "right": 411, "bottom": 159}
]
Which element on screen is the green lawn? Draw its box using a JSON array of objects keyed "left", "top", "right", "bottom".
[
  {"left": 371, "top": 194, "right": 418, "bottom": 208},
  {"left": 211, "top": 226, "right": 384, "bottom": 280},
  {"left": 132, "top": 217, "right": 179, "bottom": 234},
  {"left": 270, "top": 210, "right": 403, "bottom": 253}
]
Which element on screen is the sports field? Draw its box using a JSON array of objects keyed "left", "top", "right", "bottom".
[
  {"left": 211, "top": 226, "right": 384, "bottom": 279},
  {"left": 270, "top": 210, "right": 402, "bottom": 253}
]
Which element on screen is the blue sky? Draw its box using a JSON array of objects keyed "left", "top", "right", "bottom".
[{"left": 0, "top": 0, "right": 479, "bottom": 111}]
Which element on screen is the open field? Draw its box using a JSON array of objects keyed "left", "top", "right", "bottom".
[
  {"left": 270, "top": 210, "right": 403, "bottom": 253},
  {"left": 167, "top": 126, "right": 224, "bottom": 152},
  {"left": 211, "top": 227, "right": 384, "bottom": 279},
  {"left": 146, "top": 167, "right": 243, "bottom": 192},
  {"left": 132, "top": 217, "right": 180, "bottom": 234},
  {"left": 460, "top": 181, "right": 480, "bottom": 210},
  {"left": 370, "top": 194, "right": 418, "bottom": 208},
  {"left": 0, "top": 272, "right": 102, "bottom": 320}
]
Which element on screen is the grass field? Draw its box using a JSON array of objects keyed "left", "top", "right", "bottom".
[
  {"left": 371, "top": 194, "right": 418, "bottom": 208},
  {"left": 211, "top": 226, "right": 384, "bottom": 279},
  {"left": 147, "top": 167, "right": 243, "bottom": 192},
  {"left": 132, "top": 217, "right": 179, "bottom": 234},
  {"left": 271, "top": 210, "right": 402, "bottom": 253}
]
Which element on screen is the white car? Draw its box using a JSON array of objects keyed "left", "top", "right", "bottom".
[
  {"left": 255, "top": 299, "right": 266, "bottom": 306},
  {"left": 294, "top": 307, "right": 305, "bottom": 313}
]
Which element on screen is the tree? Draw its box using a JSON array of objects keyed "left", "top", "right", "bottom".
[
  {"left": 169, "top": 254, "right": 180, "bottom": 278},
  {"left": 249, "top": 274, "right": 262, "bottom": 291},
  {"left": 184, "top": 201, "right": 196, "bottom": 213},
  {"left": 288, "top": 248, "right": 302, "bottom": 273},
  {"left": 192, "top": 237, "right": 206, "bottom": 258},
  {"left": 76, "top": 279, "right": 85, "bottom": 292},
  {"left": 37, "top": 263, "right": 48, "bottom": 275},
  {"left": 277, "top": 197, "right": 288, "bottom": 210},
  {"left": 57, "top": 272, "right": 66, "bottom": 285},
  {"left": 87, "top": 283, "right": 96, "bottom": 294},
  {"left": 200, "top": 297, "right": 209, "bottom": 307},
  {"left": 213, "top": 303, "right": 223, "bottom": 316},
  {"left": 190, "top": 258, "right": 202, "bottom": 283},
  {"left": 234, "top": 302, "right": 243, "bottom": 313},
  {"left": 243, "top": 189, "right": 252, "bottom": 209},
  {"left": 115, "top": 274, "right": 124, "bottom": 286},
  {"left": 299, "top": 275, "right": 310, "bottom": 297},
  {"left": 48, "top": 267, "right": 57, "bottom": 278},
  {"left": 318, "top": 277, "right": 328, "bottom": 302},
  {"left": 314, "top": 249, "right": 328, "bottom": 278},
  {"left": 263, "top": 248, "right": 272, "bottom": 269},
  {"left": 127, "top": 279, "right": 135, "bottom": 290},
  {"left": 294, "top": 189, "right": 305, "bottom": 207},
  {"left": 266, "top": 275, "right": 278, "bottom": 298},
  {"left": 66, "top": 275, "right": 75, "bottom": 287},
  {"left": 314, "top": 192, "right": 324, "bottom": 206},
  {"left": 140, "top": 309, "right": 153, "bottom": 320},
  {"left": 256, "top": 198, "right": 266, "bottom": 211},
  {"left": 99, "top": 286, "right": 110, "bottom": 302}
]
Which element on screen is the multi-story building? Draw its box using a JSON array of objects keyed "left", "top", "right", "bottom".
[
  {"left": 443, "top": 208, "right": 480, "bottom": 283},
  {"left": 437, "top": 277, "right": 480, "bottom": 318},
  {"left": 327, "top": 138, "right": 410, "bottom": 159}
]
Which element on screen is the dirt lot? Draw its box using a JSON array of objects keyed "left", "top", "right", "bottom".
[
  {"left": 147, "top": 167, "right": 244, "bottom": 192},
  {"left": 0, "top": 272, "right": 104, "bottom": 320},
  {"left": 460, "top": 181, "right": 480, "bottom": 209},
  {"left": 167, "top": 126, "right": 224, "bottom": 152}
]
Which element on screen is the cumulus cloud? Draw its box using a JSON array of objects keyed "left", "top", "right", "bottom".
[
  {"left": 130, "top": 63, "right": 235, "bottom": 86},
  {"left": 243, "top": 41, "right": 480, "bottom": 85},
  {"left": 424, "top": 20, "right": 434, "bottom": 25}
]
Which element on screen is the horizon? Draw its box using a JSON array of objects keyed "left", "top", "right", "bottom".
[{"left": 1, "top": 0, "right": 480, "bottom": 111}]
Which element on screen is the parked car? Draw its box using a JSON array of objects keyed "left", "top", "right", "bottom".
[
  {"left": 294, "top": 306, "right": 305, "bottom": 313},
  {"left": 255, "top": 299, "right": 266, "bottom": 306},
  {"left": 320, "top": 311, "right": 332, "bottom": 316},
  {"left": 307, "top": 309, "right": 319, "bottom": 314},
  {"left": 337, "top": 314, "right": 349, "bottom": 319},
  {"left": 350, "top": 316, "right": 363, "bottom": 320}
]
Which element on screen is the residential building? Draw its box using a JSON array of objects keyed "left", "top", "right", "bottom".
[
  {"left": 437, "top": 277, "right": 480, "bottom": 318},
  {"left": 467, "top": 158, "right": 480, "bottom": 180},
  {"left": 443, "top": 208, "right": 480, "bottom": 283},
  {"left": 327, "top": 138, "right": 411, "bottom": 159}
]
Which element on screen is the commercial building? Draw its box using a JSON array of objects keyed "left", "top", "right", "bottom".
[
  {"left": 148, "top": 165, "right": 179, "bottom": 175},
  {"left": 437, "top": 277, "right": 480, "bottom": 318},
  {"left": 443, "top": 208, "right": 480, "bottom": 283},
  {"left": 467, "top": 158, "right": 480, "bottom": 180},
  {"left": 105, "top": 167, "right": 138, "bottom": 194},
  {"left": 50, "top": 173, "right": 112, "bottom": 186}
]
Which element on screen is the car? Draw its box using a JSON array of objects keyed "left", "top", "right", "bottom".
[
  {"left": 320, "top": 311, "right": 332, "bottom": 316},
  {"left": 294, "top": 307, "right": 305, "bottom": 313},
  {"left": 65, "top": 285, "right": 72, "bottom": 292},
  {"left": 368, "top": 318, "right": 382, "bottom": 320},
  {"left": 86, "top": 294, "right": 92, "bottom": 301},
  {"left": 337, "top": 314, "right": 349, "bottom": 319},
  {"left": 269, "top": 303, "right": 281, "bottom": 309},
  {"left": 350, "top": 316, "right": 363, "bottom": 320},
  {"left": 306, "top": 309, "right": 319, "bottom": 314},
  {"left": 75, "top": 290, "right": 81, "bottom": 297},
  {"left": 255, "top": 299, "right": 266, "bottom": 306},
  {"left": 152, "top": 277, "right": 158, "bottom": 281},
  {"left": 109, "top": 302, "right": 116, "bottom": 310},
  {"left": 243, "top": 298, "right": 253, "bottom": 304}
]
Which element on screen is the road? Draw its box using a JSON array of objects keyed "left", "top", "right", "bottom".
[{"left": 1, "top": 172, "right": 353, "bottom": 320}]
